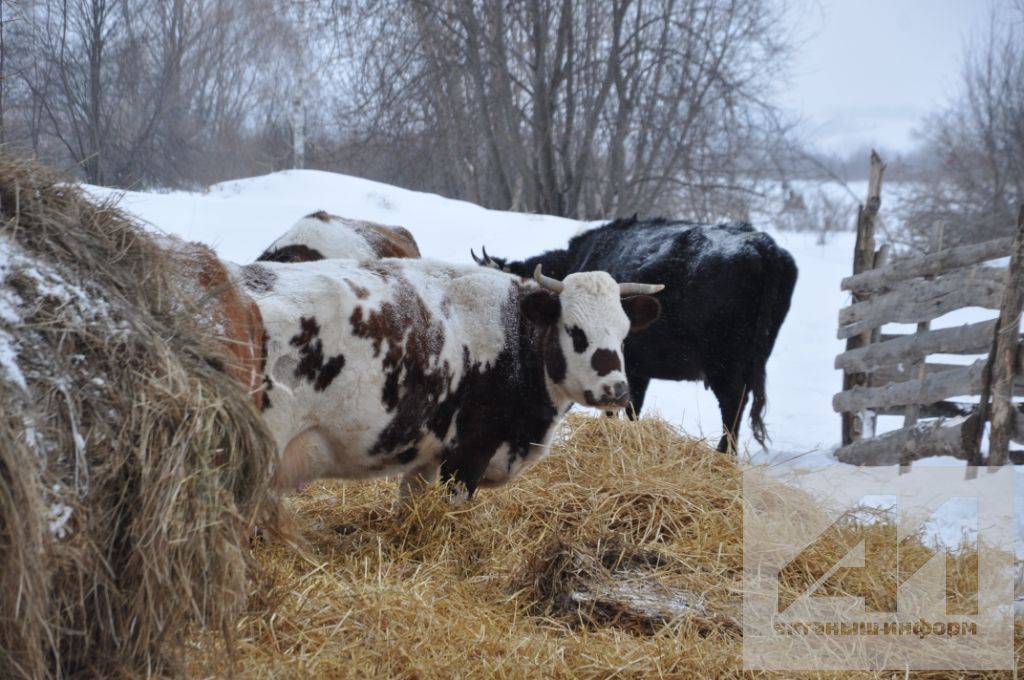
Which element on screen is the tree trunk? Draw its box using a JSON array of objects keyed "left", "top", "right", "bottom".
[
  {"left": 86, "top": 0, "right": 108, "bottom": 185},
  {"left": 290, "top": 0, "right": 307, "bottom": 170},
  {"left": 0, "top": 0, "right": 6, "bottom": 146}
]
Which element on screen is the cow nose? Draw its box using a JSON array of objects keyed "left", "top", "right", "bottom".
[{"left": 603, "top": 381, "right": 629, "bottom": 400}]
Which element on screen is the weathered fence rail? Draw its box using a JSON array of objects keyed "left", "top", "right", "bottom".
[
  {"left": 837, "top": 267, "right": 1006, "bottom": 340},
  {"left": 841, "top": 236, "right": 1014, "bottom": 293},
  {"left": 832, "top": 156, "right": 1024, "bottom": 467},
  {"left": 835, "top": 320, "right": 997, "bottom": 371},
  {"left": 833, "top": 360, "right": 986, "bottom": 414},
  {"left": 834, "top": 416, "right": 980, "bottom": 465}
]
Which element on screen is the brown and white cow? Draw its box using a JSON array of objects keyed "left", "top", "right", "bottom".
[
  {"left": 162, "top": 237, "right": 268, "bottom": 408},
  {"left": 255, "top": 211, "right": 421, "bottom": 263},
  {"left": 230, "top": 256, "right": 663, "bottom": 499}
]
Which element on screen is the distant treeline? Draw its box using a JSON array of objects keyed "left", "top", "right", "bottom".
[
  {"left": 0, "top": 0, "right": 791, "bottom": 220},
  {"left": 0, "top": 0, "right": 1021, "bottom": 244}
]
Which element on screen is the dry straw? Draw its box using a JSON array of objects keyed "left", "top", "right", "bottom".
[
  {"left": 0, "top": 155, "right": 277, "bottom": 678},
  {"left": 193, "top": 414, "right": 1022, "bottom": 679}
]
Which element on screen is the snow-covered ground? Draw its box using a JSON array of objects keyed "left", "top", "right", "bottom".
[{"left": 85, "top": 169, "right": 1021, "bottom": 557}]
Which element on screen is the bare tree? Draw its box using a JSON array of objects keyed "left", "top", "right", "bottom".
[
  {"left": 898, "top": 0, "right": 1024, "bottom": 250},
  {"left": 333, "top": 0, "right": 791, "bottom": 219},
  {"left": 0, "top": 0, "right": 9, "bottom": 145},
  {"left": 1, "top": 0, "right": 794, "bottom": 200},
  {"left": 278, "top": 0, "right": 351, "bottom": 171},
  {"left": 289, "top": 0, "right": 309, "bottom": 170},
  {"left": 2, "top": 0, "right": 292, "bottom": 187}
]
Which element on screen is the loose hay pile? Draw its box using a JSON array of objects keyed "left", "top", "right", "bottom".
[
  {"left": 192, "top": 414, "right": 1023, "bottom": 679},
  {"left": 0, "top": 156, "right": 277, "bottom": 678}
]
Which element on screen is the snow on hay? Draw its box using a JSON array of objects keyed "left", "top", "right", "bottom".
[{"left": 0, "top": 155, "right": 278, "bottom": 678}]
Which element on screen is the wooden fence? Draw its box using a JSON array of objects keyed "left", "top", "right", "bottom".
[{"left": 832, "top": 155, "right": 1024, "bottom": 468}]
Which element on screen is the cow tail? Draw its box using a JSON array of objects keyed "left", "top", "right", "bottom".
[
  {"left": 748, "top": 376, "right": 769, "bottom": 448},
  {"left": 748, "top": 246, "right": 797, "bottom": 448}
]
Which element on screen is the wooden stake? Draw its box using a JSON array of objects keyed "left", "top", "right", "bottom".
[
  {"left": 901, "top": 223, "right": 944, "bottom": 472},
  {"left": 987, "top": 206, "right": 1024, "bottom": 468},
  {"left": 841, "top": 151, "right": 886, "bottom": 446}
]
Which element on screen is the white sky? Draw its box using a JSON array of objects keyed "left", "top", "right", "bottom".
[{"left": 782, "top": 0, "right": 991, "bottom": 155}]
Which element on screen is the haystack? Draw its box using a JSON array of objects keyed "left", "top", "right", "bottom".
[
  {"left": 0, "top": 155, "right": 277, "bottom": 678},
  {"left": 192, "top": 414, "right": 1018, "bottom": 678}
]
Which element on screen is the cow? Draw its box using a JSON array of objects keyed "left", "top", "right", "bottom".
[
  {"left": 473, "top": 216, "right": 797, "bottom": 454},
  {"left": 223, "top": 256, "right": 663, "bottom": 499},
  {"left": 256, "top": 211, "right": 421, "bottom": 263},
  {"left": 161, "top": 236, "right": 267, "bottom": 408}
]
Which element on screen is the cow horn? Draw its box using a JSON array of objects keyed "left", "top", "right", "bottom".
[
  {"left": 472, "top": 246, "right": 500, "bottom": 268},
  {"left": 533, "top": 264, "right": 564, "bottom": 293},
  {"left": 619, "top": 282, "right": 665, "bottom": 296}
]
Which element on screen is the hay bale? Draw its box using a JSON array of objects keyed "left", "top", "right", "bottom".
[{"left": 0, "top": 155, "right": 277, "bottom": 678}]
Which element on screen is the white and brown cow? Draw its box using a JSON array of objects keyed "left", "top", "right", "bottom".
[
  {"left": 162, "top": 237, "right": 268, "bottom": 408},
  {"left": 232, "top": 257, "right": 663, "bottom": 499},
  {"left": 256, "top": 211, "right": 421, "bottom": 263}
]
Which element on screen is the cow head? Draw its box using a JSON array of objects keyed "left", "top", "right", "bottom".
[
  {"left": 470, "top": 246, "right": 511, "bottom": 272},
  {"left": 521, "top": 265, "right": 663, "bottom": 409}
]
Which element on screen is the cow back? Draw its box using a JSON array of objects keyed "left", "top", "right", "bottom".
[{"left": 256, "top": 211, "right": 421, "bottom": 263}]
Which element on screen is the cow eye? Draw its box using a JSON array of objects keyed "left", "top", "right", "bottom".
[{"left": 565, "top": 325, "right": 589, "bottom": 354}]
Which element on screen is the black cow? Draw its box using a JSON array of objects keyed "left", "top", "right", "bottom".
[{"left": 474, "top": 216, "right": 797, "bottom": 453}]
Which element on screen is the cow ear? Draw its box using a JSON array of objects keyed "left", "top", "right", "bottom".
[
  {"left": 622, "top": 295, "right": 661, "bottom": 332},
  {"left": 521, "top": 291, "right": 561, "bottom": 326}
]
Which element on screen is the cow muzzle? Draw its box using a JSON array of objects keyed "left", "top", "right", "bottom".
[{"left": 583, "top": 381, "right": 630, "bottom": 409}]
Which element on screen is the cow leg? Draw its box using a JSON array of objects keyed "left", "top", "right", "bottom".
[
  {"left": 439, "top": 444, "right": 490, "bottom": 503},
  {"left": 625, "top": 374, "right": 651, "bottom": 421},
  {"left": 398, "top": 461, "right": 440, "bottom": 500},
  {"left": 272, "top": 428, "right": 333, "bottom": 493},
  {"left": 708, "top": 373, "right": 750, "bottom": 454}
]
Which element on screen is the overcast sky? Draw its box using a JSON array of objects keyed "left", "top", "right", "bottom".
[{"left": 782, "top": 0, "right": 991, "bottom": 155}]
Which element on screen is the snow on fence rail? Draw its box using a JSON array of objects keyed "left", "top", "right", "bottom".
[{"left": 832, "top": 152, "right": 1024, "bottom": 468}]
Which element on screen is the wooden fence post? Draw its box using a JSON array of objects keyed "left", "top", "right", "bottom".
[
  {"left": 900, "top": 223, "right": 944, "bottom": 472},
  {"left": 842, "top": 151, "right": 886, "bottom": 446},
  {"left": 987, "top": 205, "right": 1024, "bottom": 467}
]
